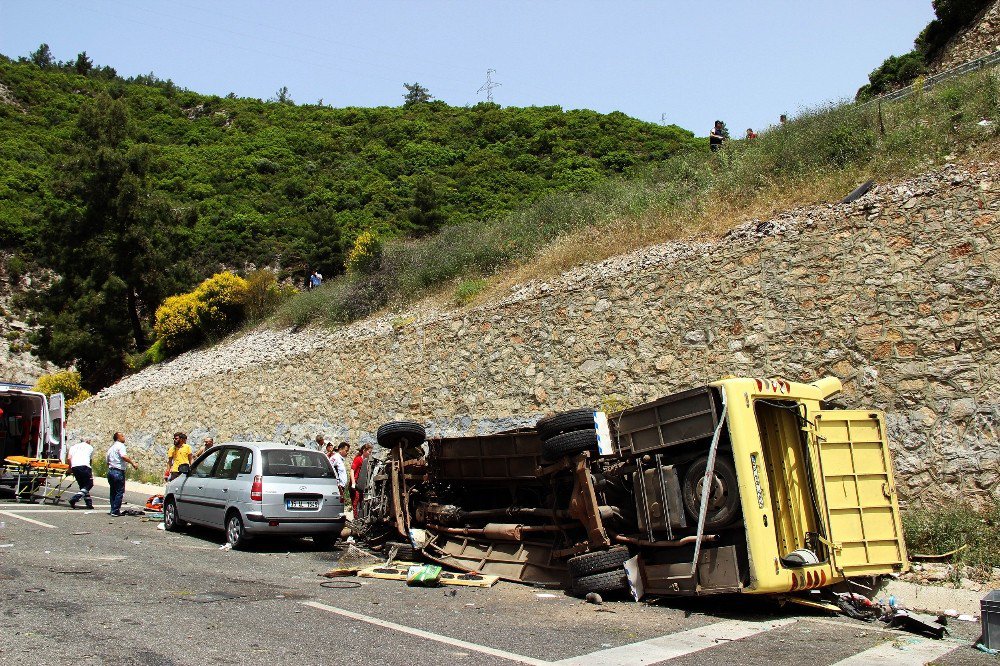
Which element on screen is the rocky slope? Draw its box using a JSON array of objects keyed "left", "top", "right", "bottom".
[{"left": 0, "top": 253, "right": 55, "bottom": 384}]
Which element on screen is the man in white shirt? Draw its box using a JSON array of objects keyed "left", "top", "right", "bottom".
[
  {"left": 106, "top": 432, "right": 139, "bottom": 517},
  {"left": 67, "top": 438, "right": 95, "bottom": 509},
  {"left": 330, "top": 441, "right": 350, "bottom": 501}
]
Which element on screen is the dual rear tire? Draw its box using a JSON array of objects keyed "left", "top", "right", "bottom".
[
  {"left": 566, "top": 546, "right": 632, "bottom": 597},
  {"left": 536, "top": 408, "right": 599, "bottom": 461}
]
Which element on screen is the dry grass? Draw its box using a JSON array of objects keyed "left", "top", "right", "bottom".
[{"left": 493, "top": 166, "right": 872, "bottom": 296}]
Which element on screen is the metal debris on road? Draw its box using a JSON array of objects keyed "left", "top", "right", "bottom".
[{"left": 320, "top": 580, "right": 362, "bottom": 589}]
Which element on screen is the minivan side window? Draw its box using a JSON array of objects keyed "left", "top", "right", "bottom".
[
  {"left": 214, "top": 448, "right": 249, "bottom": 480},
  {"left": 192, "top": 450, "right": 222, "bottom": 479},
  {"left": 241, "top": 450, "right": 253, "bottom": 475}
]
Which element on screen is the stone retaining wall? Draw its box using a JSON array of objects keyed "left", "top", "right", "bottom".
[{"left": 70, "top": 162, "right": 1000, "bottom": 506}]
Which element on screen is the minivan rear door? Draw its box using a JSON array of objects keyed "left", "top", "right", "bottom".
[
  {"left": 812, "top": 410, "right": 908, "bottom": 576},
  {"left": 260, "top": 449, "right": 342, "bottom": 520},
  {"left": 48, "top": 393, "right": 65, "bottom": 460}
]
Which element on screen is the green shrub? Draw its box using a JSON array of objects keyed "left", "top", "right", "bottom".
[
  {"left": 33, "top": 370, "right": 91, "bottom": 407},
  {"left": 245, "top": 269, "right": 296, "bottom": 324},
  {"left": 127, "top": 338, "right": 167, "bottom": 372},
  {"left": 5, "top": 254, "right": 26, "bottom": 285},
  {"left": 453, "top": 278, "right": 486, "bottom": 305},
  {"left": 902, "top": 500, "right": 1000, "bottom": 578}
]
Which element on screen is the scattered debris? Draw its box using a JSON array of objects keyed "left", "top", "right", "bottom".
[
  {"left": 910, "top": 545, "right": 968, "bottom": 561},
  {"left": 406, "top": 564, "right": 443, "bottom": 587},
  {"left": 319, "top": 580, "right": 362, "bottom": 590},
  {"left": 444, "top": 589, "right": 457, "bottom": 597},
  {"left": 357, "top": 564, "right": 498, "bottom": 588},
  {"left": 156, "top": 523, "right": 165, "bottom": 531},
  {"left": 885, "top": 609, "right": 948, "bottom": 639},
  {"left": 70, "top": 532, "right": 91, "bottom": 536},
  {"left": 535, "top": 593, "right": 558, "bottom": 599},
  {"left": 24, "top": 588, "right": 44, "bottom": 593},
  {"left": 219, "top": 543, "right": 232, "bottom": 551},
  {"left": 0, "top": 544, "right": 13, "bottom": 548},
  {"left": 322, "top": 567, "right": 359, "bottom": 578},
  {"left": 585, "top": 592, "right": 603, "bottom": 605}
]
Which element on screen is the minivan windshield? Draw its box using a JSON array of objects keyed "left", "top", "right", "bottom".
[{"left": 261, "top": 449, "right": 334, "bottom": 478}]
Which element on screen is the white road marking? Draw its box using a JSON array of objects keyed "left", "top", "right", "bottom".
[
  {"left": 302, "top": 601, "right": 551, "bottom": 665},
  {"left": 829, "top": 636, "right": 958, "bottom": 665},
  {"left": 304, "top": 601, "right": 799, "bottom": 666},
  {"left": 553, "top": 618, "right": 797, "bottom": 665},
  {"left": 0, "top": 510, "right": 58, "bottom": 528}
]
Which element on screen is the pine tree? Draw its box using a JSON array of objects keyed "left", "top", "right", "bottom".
[{"left": 403, "top": 82, "right": 433, "bottom": 106}]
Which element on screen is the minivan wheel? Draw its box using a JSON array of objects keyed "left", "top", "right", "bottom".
[
  {"left": 164, "top": 498, "right": 181, "bottom": 532},
  {"left": 376, "top": 421, "right": 426, "bottom": 449},
  {"left": 681, "top": 455, "right": 741, "bottom": 530},
  {"left": 226, "top": 512, "right": 249, "bottom": 549}
]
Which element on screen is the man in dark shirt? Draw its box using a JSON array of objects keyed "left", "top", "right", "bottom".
[{"left": 710, "top": 120, "right": 728, "bottom": 152}]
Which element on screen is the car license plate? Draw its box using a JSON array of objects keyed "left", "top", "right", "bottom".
[{"left": 287, "top": 499, "right": 319, "bottom": 509}]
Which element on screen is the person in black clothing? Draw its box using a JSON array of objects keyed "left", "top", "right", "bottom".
[{"left": 710, "top": 120, "right": 728, "bottom": 152}]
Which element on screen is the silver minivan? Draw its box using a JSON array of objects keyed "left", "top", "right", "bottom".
[{"left": 163, "top": 442, "right": 345, "bottom": 549}]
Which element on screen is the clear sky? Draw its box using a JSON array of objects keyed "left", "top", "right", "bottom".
[{"left": 1, "top": 1, "right": 933, "bottom": 135}]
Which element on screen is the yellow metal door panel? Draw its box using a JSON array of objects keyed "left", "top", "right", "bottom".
[{"left": 813, "top": 410, "right": 908, "bottom": 575}]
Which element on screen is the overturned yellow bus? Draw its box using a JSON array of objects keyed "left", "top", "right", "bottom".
[{"left": 366, "top": 376, "right": 908, "bottom": 599}]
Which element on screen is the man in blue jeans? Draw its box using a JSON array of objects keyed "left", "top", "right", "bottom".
[{"left": 105, "top": 432, "right": 139, "bottom": 516}]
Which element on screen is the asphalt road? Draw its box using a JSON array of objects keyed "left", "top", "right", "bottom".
[{"left": 0, "top": 486, "right": 992, "bottom": 666}]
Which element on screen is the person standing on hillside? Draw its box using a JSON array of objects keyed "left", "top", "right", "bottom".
[
  {"left": 166, "top": 432, "right": 192, "bottom": 481},
  {"left": 308, "top": 270, "right": 323, "bottom": 290},
  {"left": 106, "top": 432, "right": 138, "bottom": 517},
  {"left": 67, "top": 437, "right": 95, "bottom": 509},
  {"left": 709, "top": 120, "right": 728, "bottom": 152}
]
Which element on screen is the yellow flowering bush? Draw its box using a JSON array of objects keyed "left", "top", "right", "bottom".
[
  {"left": 194, "top": 271, "right": 250, "bottom": 336},
  {"left": 33, "top": 370, "right": 91, "bottom": 407},
  {"left": 154, "top": 291, "right": 205, "bottom": 352},
  {"left": 153, "top": 271, "right": 251, "bottom": 354},
  {"left": 345, "top": 230, "right": 382, "bottom": 274}
]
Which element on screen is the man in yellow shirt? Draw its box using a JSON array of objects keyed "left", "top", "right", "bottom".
[{"left": 166, "top": 432, "right": 193, "bottom": 481}]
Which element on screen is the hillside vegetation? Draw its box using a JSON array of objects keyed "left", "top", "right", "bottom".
[
  {"left": 280, "top": 64, "right": 1000, "bottom": 329},
  {"left": 0, "top": 55, "right": 695, "bottom": 265},
  {"left": 0, "top": 52, "right": 695, "bottom": 388}
]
